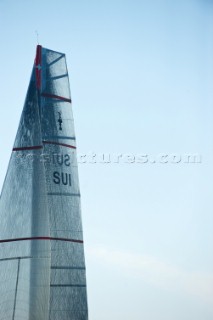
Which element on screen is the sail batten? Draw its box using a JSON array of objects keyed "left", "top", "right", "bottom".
[
  {"left": 0, "top": 45, "right": 88, "bottom": 319},
  {"left": 41, "top": 93, "right": 72, "bottom": 103}
]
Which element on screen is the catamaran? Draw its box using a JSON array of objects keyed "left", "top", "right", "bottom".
[{"left": 0, "top": 45, "right": 88, "bottom": 319}]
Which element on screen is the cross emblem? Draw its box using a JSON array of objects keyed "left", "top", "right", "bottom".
[{"left": 36, "top": 64, "right": 41, "bottom": 70}]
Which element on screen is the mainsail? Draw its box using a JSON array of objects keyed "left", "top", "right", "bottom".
[{"left": 0, "top": 46, "right": 88, "bottom": 319}]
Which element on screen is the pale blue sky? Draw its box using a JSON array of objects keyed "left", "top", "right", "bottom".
[{"left": 1, "top": 1, "right": 213, "bottom": 319}]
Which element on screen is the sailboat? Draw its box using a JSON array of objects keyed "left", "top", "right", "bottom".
[{"left": 0, "top": 45, "right": 88, "bottom": 319}]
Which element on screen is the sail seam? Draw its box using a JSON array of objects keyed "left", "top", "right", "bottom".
[
  {"left": 50, "top": 284, "right": 86, "bottom": 287},
  {"left": 47, "top": 54, "right": 65, "bottom": 67},
  {"left": 43, "top": 136, "right": 76, "bottom": 140},
  {"left": 47, "top": 73, "right": 68, "bottom": 81},
  {"left": 0, "top": 256, "right": 49, "bottom": 262},
  {"left": 51, "top": 266, "right": 85, "bottom": 270},
  {"left": 13, "top": 142, "right": 76, "bottom": 151},
  {"left": 13, "top": 146, "right": 43, "bottom": 151},
  {"left": 0, "top": 237, "right": 83, "bottom": 244},
  {"left": 47, "top": 193, "right": 80, "bottom": 196},
  {"left": 42, "top": 141, "right": 76, "bottom": 149}
]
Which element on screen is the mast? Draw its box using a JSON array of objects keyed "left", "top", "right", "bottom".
[{"left": 0, "top": 46, "right": 88, "bottom": 319}]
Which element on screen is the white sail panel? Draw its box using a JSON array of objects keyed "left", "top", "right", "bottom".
[
  {"left": 40, "top": 48, "right": 88, "bottom": 319},
  {"left": 0, "top": 45, "right": 88, "bottom": 319}
]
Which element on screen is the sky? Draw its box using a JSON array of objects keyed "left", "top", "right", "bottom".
[{"left": 0, "top": 0, "right": 213, "bottom": 319}]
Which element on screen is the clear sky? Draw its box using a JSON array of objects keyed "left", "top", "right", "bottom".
[{"left": 1, "top": 0, "right": 213, "bottom": 319}]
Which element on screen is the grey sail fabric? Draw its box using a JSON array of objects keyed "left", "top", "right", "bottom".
[{"left": 0, "top": 46, "right": 88, "bottom": 319}]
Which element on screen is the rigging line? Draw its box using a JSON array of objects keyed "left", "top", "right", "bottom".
[
  {"left": 12, "top": 258, "right": 20, "bottom": 320},
  {"left": 35, "top": 30, "right": 39, "bottom": 44}
]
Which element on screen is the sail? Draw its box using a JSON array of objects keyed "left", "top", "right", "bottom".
[{"left": 0, "top": 46, "right": 88, "bottom": 319}]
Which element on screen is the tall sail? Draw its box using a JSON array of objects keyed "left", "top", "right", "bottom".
[{"left": 0, "top": 46, "right": 88, "bottom": 319}]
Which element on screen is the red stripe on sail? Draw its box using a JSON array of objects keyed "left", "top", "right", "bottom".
[
  {"left": 35, "top": 45, "right": 42, "bottom": 89},
  {"left": 0, "top": 237, "right": 83, "bottom": 244},
  {"left": 13, "top": 146, "right": 43, "bottom": 151},
  {"left": 43, "top": 141, "right": 76, "bottom": 149},
  {"left": 41, "top": 92, "right": 71, "bottom": 103}
]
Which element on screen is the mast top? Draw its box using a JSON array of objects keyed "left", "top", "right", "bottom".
[
  {"left": 35, "top": 45, "right": 42, "bottom": 89},
  {"left": 35, "top": 30, "right": 39, "bottom": 44}
]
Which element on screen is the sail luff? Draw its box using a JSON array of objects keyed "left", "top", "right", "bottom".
[{"left": 29, "top": 85, "right": 51, "bottom": 319}]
